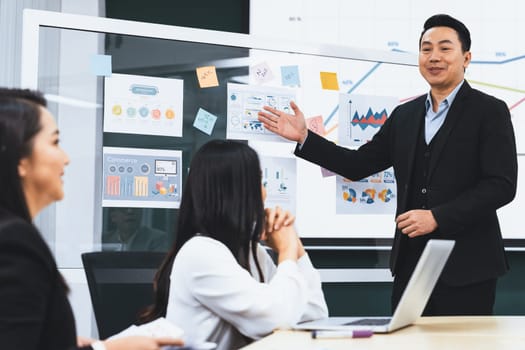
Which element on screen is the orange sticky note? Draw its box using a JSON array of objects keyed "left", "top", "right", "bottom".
[
  {"left": 196, "top": 66, "right": 219, "bottom": 88},
  {"left": 320, "top": 72, "right": 339, "bottom": 90},
  {"left": 306, "top": 115, "right": 326, "bottom": 135}
]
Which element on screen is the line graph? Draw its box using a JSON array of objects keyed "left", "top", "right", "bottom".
[
  {"left": 321, "top": 53, "right": 524, "bottom": 132},
  {"left": 351, "top": 108, "right": 388, "bottom": 130},
  {"left": 323, "top": 62, "right": 383, "bottom": 126}
]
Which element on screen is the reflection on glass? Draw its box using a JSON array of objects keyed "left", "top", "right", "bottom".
[{"left": 102, "top": 207, "right": 170, "bottom": 252}]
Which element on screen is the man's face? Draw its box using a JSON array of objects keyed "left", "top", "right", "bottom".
[
  {"left": 418, "top": 26, "right": 471, "bottom": 93},
  {"left": 111, "top": 208, "right": 141, "bottom": 233}
]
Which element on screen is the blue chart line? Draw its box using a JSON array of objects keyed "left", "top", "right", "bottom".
[
  {"left": 391, "top": 48, "right": 525, "bottom": 65},
  {"left": 321, "top": 51, "right": 525, "bottom": 127},
  {"left": 323, "top": 62, "right": 383, "bottom": 126},
  {"left": 471, "top": 54, "right": 525, "bottom": 65}
]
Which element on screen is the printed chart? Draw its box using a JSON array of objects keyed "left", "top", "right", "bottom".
[
  {"left": 102, "top": 147, "right": 182, "bottom": 208},
  {"left": 104, "top": 73, "right": 184, "bottom": 137},
  {"left": 227, "top": 83, "right": 297, "bottom": 141},
  {"left": 338, "top": 94, "right": 399, "bottom": 148},
  {"left": 336, "top": 168, "right": 396, "bottom": 215}
]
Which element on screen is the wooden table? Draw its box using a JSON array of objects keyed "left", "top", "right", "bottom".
[{"left": 240, "top": 316, "right": 525, "bottom": 350}]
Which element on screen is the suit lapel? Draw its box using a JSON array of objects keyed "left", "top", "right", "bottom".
[
  {"left": 399, "top": 98, "right": 425, "bottom": 212},
  {"left": 428, "top": 82, "right": 472, "bottom": 180}
]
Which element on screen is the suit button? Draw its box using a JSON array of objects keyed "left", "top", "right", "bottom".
[
  {"left": 422, "top": 205, "right": 427, "bottom": 209},
  {"left": 424, "top": 152, "right": 430, "bottom": 157},
  {"left": 421, "top": 188, "right": 427, "bottom": 194}
]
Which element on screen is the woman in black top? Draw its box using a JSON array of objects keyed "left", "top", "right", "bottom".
[{"left": 0, "top": 88, "right": 183, "bottom": 350}]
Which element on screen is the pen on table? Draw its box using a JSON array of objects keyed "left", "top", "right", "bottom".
[{"left": 311, "top": 329, "right": 373, "bottom": 339}]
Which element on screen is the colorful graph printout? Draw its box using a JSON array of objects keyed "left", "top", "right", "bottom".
[
  {"left": 103, "top": 73, "right": 184, "bottom": 137},
  {"left": 248, "top": 141, "right": 296, "bottom": 213},
  {"left": 260, "top": 156, "right": 297, "bottom": 214},
  {"left": 102, "top": 147, "right": 182, "bottom": 208},
  {"left": 226, "top": 83, "right": 297, "bottom": 141},
  {"left": 338, "top": 93, "right": 398, "bottom": 148},
  {"left": 336, "top": 168, "right": 396, "bottom": 214}
]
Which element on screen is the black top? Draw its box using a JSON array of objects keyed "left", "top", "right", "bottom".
[{"left": 0, "top": 208, "right": 91, "bottom": 350}]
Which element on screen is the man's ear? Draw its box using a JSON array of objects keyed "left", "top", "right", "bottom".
[{"left": 463, "top": 51, "right": 472, "bottom": 69}]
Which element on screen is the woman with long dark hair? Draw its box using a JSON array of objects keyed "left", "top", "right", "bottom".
[
  {"left": 141, "top": 140, "right": 328, "bottom": 350},
  {"left": 0, "top": 88, "right": 183, "bottom": 350}
]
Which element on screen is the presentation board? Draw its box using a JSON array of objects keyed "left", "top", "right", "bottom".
[{"left": 22, "top": 10, "right": 523, "bottom": 245}]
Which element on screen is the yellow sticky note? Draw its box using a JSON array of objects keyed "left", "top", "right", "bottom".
[
  {"left": 196, "top": 66, "right": 219, "bottom": 88},
  {"left": 320, "top": 72, "right": 339, "bottom": 90}
]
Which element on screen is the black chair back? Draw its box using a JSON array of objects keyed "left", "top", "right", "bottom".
[{"left": 81, "top": 251, "right": 165, "bottom": 339}]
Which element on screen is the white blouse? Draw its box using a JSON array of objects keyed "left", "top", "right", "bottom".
[{"left": 166, "top": 236, "right": 328, "bottom": 350}]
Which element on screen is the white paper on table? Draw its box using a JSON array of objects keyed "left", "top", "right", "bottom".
[
  {"left": 109, "top": 317, "right": 216, "bottom": 350},
  {"left": 109, "top": 317, "right": 184, "bottom": 339}
]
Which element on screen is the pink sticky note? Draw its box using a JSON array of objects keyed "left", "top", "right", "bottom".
[
  {"left": 320, "top": 167, "right": 336, "bottom": 177},
  {"left": 306, "top": 115, "right": 326, "bottom": 136}
]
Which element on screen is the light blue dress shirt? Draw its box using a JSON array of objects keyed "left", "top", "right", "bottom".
[{"left": 424, "top": 80, "right": 464, "bottom": 144}]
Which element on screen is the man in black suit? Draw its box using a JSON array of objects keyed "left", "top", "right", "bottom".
[{"left": 258, "top": 14, "right": 517, "bottom": 315}]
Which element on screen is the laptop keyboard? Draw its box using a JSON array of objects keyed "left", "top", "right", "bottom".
[{"left": 344, "top": 318, "right": 391, "bottom": 326}]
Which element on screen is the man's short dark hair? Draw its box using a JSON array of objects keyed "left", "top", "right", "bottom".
[{"left": 419, "top": 14, "right": 471, "bottom": 52}]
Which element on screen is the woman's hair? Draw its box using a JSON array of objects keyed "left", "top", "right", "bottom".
[
  {"left": 140, "top": 139, "right": 266, "bottom": 322},
  {"left": 0, "top": 88, "right": 47, "bottom": 222}
]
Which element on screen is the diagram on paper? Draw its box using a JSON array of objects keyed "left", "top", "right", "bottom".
[
  {"left": 336, "top": 168, "right": 396, "bottom": 214},
  {"left": 260, "top": 156, "right": 296, "bottom": 213},
  {"left": 102, "top": 147, "right": 182, "bottom": 208},
  {"left": 338, "top": 94, "right": 398, "bottom": 148},
  {"left": 226, "top": 83, "right": 297, "bottom": 141},
  {"left": 104, "top": 73, "right": 184, "bottom": 137}
]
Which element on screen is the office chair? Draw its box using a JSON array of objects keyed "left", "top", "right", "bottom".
[{"left": 81, "top": 251, "right": 166, "bottom": 339}]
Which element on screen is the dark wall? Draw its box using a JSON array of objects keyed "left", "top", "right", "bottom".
[
  {"left": 105, "top": 0, "right": 250, "bottom": 34},
  {"left": 309, "top": 248, "right": 525, "bottom": 316}
]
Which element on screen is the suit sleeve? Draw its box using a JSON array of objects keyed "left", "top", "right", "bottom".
[
  {"left": 0, "top": 220, "right": 55, "bottom": 349},
  {"left": 431, "top": 98, "right": 518, "bottom": 233},
  {"left": 295, "top": 111, "right": 397, "bottom": 180}
]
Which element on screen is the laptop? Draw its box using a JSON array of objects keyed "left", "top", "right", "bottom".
[{"left": 295, "top": 239, "right": 455, "bottom": 333}]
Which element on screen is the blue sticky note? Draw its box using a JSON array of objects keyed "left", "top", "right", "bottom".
[
  {"left": 193, "top": 108, "right": 218, "bottom": 135},
  {"left": 90, "top": 54, "right": 112, "bottom": 77},
  {"left": 281, "top": 65, "right": 300, "bottom": 86}
]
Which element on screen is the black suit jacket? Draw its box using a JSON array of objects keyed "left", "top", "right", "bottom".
[
  {"left": 0, "top": 208, "right": 83, "bottom": 350},
  {"left": 296, "top": 82, "right": 518, "bottom": 285}
]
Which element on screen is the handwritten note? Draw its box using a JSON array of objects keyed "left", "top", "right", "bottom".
[
  {"left": 250, "top": 62, "right": 274, "bottom": 84},
  {"left": 281, "top": 65, "right": 300, "bottom": 86},
  {"left": 320, "top": 71, "right": 339, "bottom": 90},
  {"left": 306, "top": 115, "right": 326, "bottom": 136},
  {"left": 196, "top": 66, "right": 219, "bottom": 88},
  {"left": 193, "top": 108, "right": 218, "bottom": 135}
]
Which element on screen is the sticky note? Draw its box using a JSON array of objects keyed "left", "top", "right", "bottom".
[
  {"left": 321, "top": 167, "right": 336, "bottom": 177},
  {"left": 193, "top": 108, "right": 218, "bottom": 135},
  {"left": 250, "top": 62, "right": 274, "bottom": 84},
  {"left": 281, "top": 65, "right": 300, "bottom": 86},
  {"left": 306, "top": 115, "right": 326, "bottom": 135},
  {"left": 320, "top": 71, "right": 339, "bottom": 90},
  {"left": 90, "top": 54, "right": 112, "bottom": 77},
  {"left": 196, "top": 66, "right": 219, "bottom": 88}
]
